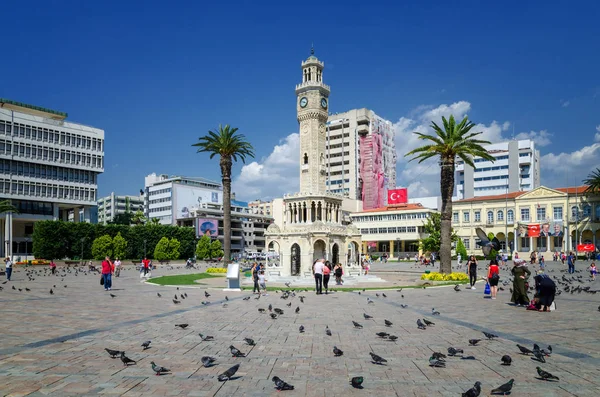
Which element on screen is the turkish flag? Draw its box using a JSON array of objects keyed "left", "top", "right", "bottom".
[
  {"left": 577, "top": 243, "right": 595, "bottom": 252},
  {"left": 528, "top": 224, "right": 541, "bottom": 238},
  {"left": 388, "top": 188, "right": 408, "bottom": 204}
]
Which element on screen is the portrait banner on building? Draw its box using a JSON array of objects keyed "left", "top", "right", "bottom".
[
  {"left": 551, "top": 221, "right": 564, "bottom": 237},
  {"left": 196, "top": 218, "right": 219, "bottom": 238},
  {"left": 517, "top": 223, "right": 541, "bottom": 238},
  {"left": 388, "top": 188, "right": 408, "bottom": 205}
]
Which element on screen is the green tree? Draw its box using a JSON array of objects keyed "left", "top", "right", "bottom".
[
  {"left": 167, "top": 238, "right": 181, "bottom": 260},
  {"left": 92, "top": 235, "right": 113, "bottom": 260},
  {"left": 456, "top": 238, "right": 468, "bottom": 260},
  {"left": 583, "top": 168, "right": 600, "bottom": 193},
  {"left": 111, "top": 212, "right": 133, "bottom": 225},
  {"left": 420, "top": 212, "right": 457, "bottom": 254},
  {"left": 112, "top": 232, "right": 128, "bottom": 259},
  {"left": 153, "top": 237, "right": 170, "bottom": 262},
  {"left": 193, "top": 124, "right": 254, "bottom": 264},
  {"left": 195, "top": 235, "right": 211, "bottom": 260},
  {"left": 405, "top": 115, "right": 494, "bottom": 273},
  {"left": 132, "top": 210, "right": 146, "bottom": 225},
  {"left": 149, "top": 218, "right": 161, "bottom": 226},
  {"left": 209, "top": 239, "right": 224, "bottom": 259}
]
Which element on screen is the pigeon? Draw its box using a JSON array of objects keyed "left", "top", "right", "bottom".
[
  {"left": 536, "top": 366, "right": 559, "bottom": 381},
  {"left": 274, "top": 308, "right": 284, "bottom": 315},
  {"left": 462, "top": 381, "right": 481, "bottom": 397},
  {"left": 49, "top": 289, "right": 53, "bottom": 295},
  {"left": 173, "top": 299, "right": 180, "bottom": 304},
  {"left": 352, "top": 321, "right": 363, "bottom": 329},
  {"left": 533, "top": 350, "right": 546, "bottom": 363},
  {"left": 431, "top": 308, "right": 440, "bottom": 315},
  {"left": 299, "top": 325, "right": 305, "bottom": 333},
  {"left": 199, "top": 333, "right": 214, "bottom": 341},
  {"left": 376, "top": 293, "right": 380, "bottom": 297},
  {"left": 541, "top": 345, "right": 553, "bottom": 356},
  {"left": 326, "top": 326, "right": 332, "bottom": 336},
  {"left": 120, "top": 351, "right": 136, "bottom": 366},
  {"left": 25, "top": 288, "right": 30, "bottom": 292},
  {"left": 229, "top": 345, "right": 246, "bottom": 357},
  {"left": 141, "top": 341, "right": 151, "bottom": 350},
  {"left": 469, "top": 339, "right": 481, "bottom": 346},
  {"left": 268, "top": 304, "right": 273, "bottom": 312},
  {"left": 242, "top": 296, "right": 250, "bottom": 301},
  {"left": 333, "top": 346, "right": 344, "bottom": 356},
  {"left": 204, "top": 291, "right": 210, "bottom": 298},
  {"left": 475, "top": 227, "right": 501, "bottom": 257},
  {"left": 431, "top": 352, "right": 446, "bottom": 360},
  {"left": 376, "top": 332, "right": 389, "bottom": 338},
  {"left": 367, "top": 298, "right": 374, "bottom": 304},
  {"left": 447, "top": 347, "right": 463, "bottom": 356},
  {"left": 461, "top": 356, "right": 477, "bottom": 360},
  {"left": 369, "top": 352, "right": 387, "bottom": 364},
  {"left": 483, "top": 331, "right": 498, "bottom": 340},
  {"left": 400, "top": 304, "right": 408, "bottom": 308},
  {"left": 272, "top": 376, "right": 294, "bottom": 391},
  {"left": 491, "top": 378, "right": 514, "bottom": 395},
  {"left": 258, "top": 308, "right": 266, "bottom": 313},
  {"left": 388, "top": 335, "right": 398, "bottom": 342},
  {"left": 157, "top": 293, "right": 161, "bottom": 297},
  {"left": 105, "top": 348, "right": 122, "bottom": 358},
  {"left": 201, "top": 301, "right": 209, "bottom": 305},
  {"left": 417, "top": 319, "right": 427, "bottom": 330},
  {"left": 174, "top": 294, "right": 178, "bottom": 300},
  {"left": 175, "top": 324, "right": 189, "bottom": 329},
  {"left": 382, "top": 293, "right": 387, "bottom": 298},
  {"left": 270, "top": 313, "right": 278, "bottom": 319},
  {"left": 201, "top": 356, "right": 216, "bottom": 367},
  {"left": 150, "top": 361, "right": 170, "bottom": 375},
  {"left": 218, "top": 364, "right": 240, "bottom": 381},
  {"left": 225, "top": 296, "right": 229, "bottom": 301},
  {"left": 299, "top": 296, "right": 304, "bottom": 303},
  {"left": 180, "top": 294, "right": 186, "bottom": 300},
  {"left": 286, "top": 302, "right": 292, "bottom": 307},
  {"left": 363, "top": 313, "right": 373, "bottom": 319},
  {"left": 429, "top": 355, "right": 446, "bottom": 367},
  {"left": 501, "top": 355, "right": 512, "bottom": 365},
  {"left": 350, "top": 376, "right": 364, "bottom": 389},
  {"left": 422, "top": 318, "right": 435, "bottom": 326},
  {"left": 454, "top": 285, "right": 461, "bottom": 292},
  {"left": 244, "top": 337, "right": 255, "bottom": 346},
  {"left": 295, "top": 306, "right": 300, "bottom": 314},
  {"left": 384, "top": 319, "right": 393, "bottom": 327},
  {"left": 517, "top": 344, "right": 533, "bottom": 355}
]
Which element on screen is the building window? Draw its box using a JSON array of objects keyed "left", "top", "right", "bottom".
[
  {"left": 520, "top": 208, "right": 530, "bottom": 222},
  {"left": 537, "top": 236, "right": 547, "bottom": 251},
  {"left": 487, "top": 211, "right": 494, "bottom": 224},
  {"left": 463, "top": 238, "right": 470, "bottom": 249},
  {"left": 583, "top": 204, "right": 591, "bottom": 218},
  {"left": 474, "top": 211, "right": 481, "bottom": 222},
  {"left": 596, "top": 205, "right": 600, "bottom": 221},
  {"left": 553, "top": 206, "right": 563, "bottom": 221},
  {"left": 453, "top": 212, "right": 458, "bottom": 223},
  {"left": 521, "top": 237, "right": 530, "bottom": 250},
  {"left": 536, "top": 207, "right": 546, "bottom": 221},
  {"left": 463, "top": 211, "right": 470, "bottom": 223},
  {"left": 497, "top": 210, "right": 504, "bottom": 221},
  {"left": 571, "top": 206, "right": 578, "bottom": 220}
]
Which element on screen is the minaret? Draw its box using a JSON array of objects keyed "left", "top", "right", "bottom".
[{"left": 295, "top": 47, "right": 330, "bottom": 194}]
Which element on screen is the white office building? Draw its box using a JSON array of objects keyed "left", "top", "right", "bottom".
[
  {"left": 0, "top": 98, "right": 104, "bottom": 258},
  {"left": 454, "top": 139, "right": 540, "bottom": 200},
  {"left": 144, "top": 173, "right": 223, "bottom": 225},
  {"left": 326, "top": 108, "right": 396, "bottom": 209},
  {"left": 97, "top": 193, "right": 144, "bottom": 224}
]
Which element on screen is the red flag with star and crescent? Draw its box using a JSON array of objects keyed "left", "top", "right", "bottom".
[{"left": 388, "top": 188, "right": 408, "bottom": 205}]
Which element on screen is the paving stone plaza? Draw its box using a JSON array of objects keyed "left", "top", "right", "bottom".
[{"left": 0, "top": 260, "right": 599, "bottom": 396}]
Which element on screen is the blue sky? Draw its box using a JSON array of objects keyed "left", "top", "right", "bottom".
[{"left": 3, "top": 1, "right": 599, "bottom": 200}]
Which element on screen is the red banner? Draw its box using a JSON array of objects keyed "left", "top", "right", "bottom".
[
  {"left": 528, "top": 224, "right": 540, "bottom": 238},
  {"left": 577, "top": 244, "right": 595, "bottom": 252},
  {"left": 388, "top": 188, "right": 408, "bottom": 205}
]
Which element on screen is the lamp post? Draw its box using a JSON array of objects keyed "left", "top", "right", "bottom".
[
  {"left": 80, "top": 237, "right": 86, "bottom": 266},
  {"left": 505, "top": 186, "right": 508, "bottom": 254}
]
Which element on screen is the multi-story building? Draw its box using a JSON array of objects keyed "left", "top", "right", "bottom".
[
  {"left": 0, "top": 98, "right": 104, "bottom": 258},
  {"left": 452, "top": 185, "right": 599, "bottom": 257},
  {"left": 248, "top": 199, "right": 273, "bottom": 216},
  {"left": 177, "top": 201, "right": 273, "bottom": 256},
  {"left": 326, "top": 108, "right": 396, "bottom": 209},
  {"left": 144, "top": 173, "right": 222, "bottom": 225},
  {"left": 350, "top": 203, "right": 438, "bottom": 258},
  {"left": 454, "top": 139, "right": 540, "bottom": 200},
  {"left": 97, "top": 193, "right": 144, "bottom": 224}
]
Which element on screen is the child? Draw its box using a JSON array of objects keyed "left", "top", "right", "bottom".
[
  {"left": 590, "top": 262, "right": 597, "bottom": 281},
  {"left": 539, "top": 256, "right": 545, "bottom": 272},
  {"left": 258, "top": 271, "right": 268, "bottom": 296}
]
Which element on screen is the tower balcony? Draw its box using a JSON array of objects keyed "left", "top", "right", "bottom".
[{"left": 295, "top": 81, "right": 330, "bottom": 95}]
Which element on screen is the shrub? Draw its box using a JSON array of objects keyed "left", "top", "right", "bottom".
[
  {"left": 154, "top": 237, "right": 170, "bottom": 262},
  {"left": 421, "top": 272, "right": 469, "bottom": 282},
  {"left": 209, "top": 239, "right": 224, "bottom": 259},
  {"left": 167, "top": 238, "right": 181, "bottom": 260},
  {"left": 206, "top": 267, "right": 227, "bottom": 273},
  {"left": 195, "top": 235, "right": 211, "bottom": 260},
  {"left": 112, "top": 232, "right": 128, "bottom": 259},
  {"left": 92, "top": 235, "right": 113, "bottom": 260},
  {"left": 455, "top": 239, "right": 468, "bottom": 260},
  {"left": 370, "top": 255, "right": 379, "bottom": 261}
]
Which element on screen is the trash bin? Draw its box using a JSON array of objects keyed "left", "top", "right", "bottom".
[{"left": 224, "top": 263, "right": 241, "bottom": 291}]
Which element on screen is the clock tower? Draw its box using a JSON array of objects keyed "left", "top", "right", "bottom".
[{"left": 295, "top": 47, "right": 330, "bottom": 194}]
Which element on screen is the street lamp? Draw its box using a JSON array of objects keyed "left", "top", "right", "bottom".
[{"left": 80, "top": 237, "right": 86, "bottom": 266}]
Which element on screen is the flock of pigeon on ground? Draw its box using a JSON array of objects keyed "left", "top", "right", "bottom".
[{"left": 2, "top": 261, "right": 597, "bottom": 394}]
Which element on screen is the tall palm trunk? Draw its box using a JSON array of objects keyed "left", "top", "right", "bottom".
[
  {"left": 220, "top": 156, "right": 232, "bottom": 266},
  {"left": 439, "top": 156, "right": 455, "bottom": 274}
]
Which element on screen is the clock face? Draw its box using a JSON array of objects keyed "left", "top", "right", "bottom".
[
  {"left": 300, "top": 97, "right": 308, "bottom": 108},
  {"left": 321, "top": 98, "right": 328, "bottom": 109}
]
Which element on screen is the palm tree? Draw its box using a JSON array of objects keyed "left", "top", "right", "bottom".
[
  {"left": 405, "top": 115, "right": 494, "bottom": 274},
  {"left": 0, "top": 200, "right": 18, "bottom": 214},
  {"left": 583, "top": 168, "right": 600, "bottom": 193},
  {"left": 193, "top": 125, "right": 254, "bottom": 264}
]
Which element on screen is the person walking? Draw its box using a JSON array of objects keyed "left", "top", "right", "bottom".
[
  {"left": 567, "top": 251, "right": 575, "bottom": 274},
  {"left": 539, "top": 255, "right": 545, "bottom": 272},
  {"left": 589, "top": 262, "right": 597, "bottom": 281},
  {"left": 487, "top": 259, "right": 500, "bottom": 299},
  {"left": 457, "top": 252, "right": 462, "bottom": 267},
  {"left": 313, "top": 259, "right": 324, "bottom": 295},
  {"left": 114, "top": 258, "right": 122, "bottom": 277},
  {"left": 5, "top": 257, "right": 12, "bottom": 281},
  {"left": 322, "top": 261, "right": 331, "bottom": 294},
  {"left": 101, "top": 256, "right": 113, "bottom": 291},
  {"left": 142, "top": 257, "right": 150, "bottom": 276},
  {"left": 258, "top": 270, "right": 268, "bottom": 296},
  {"left": 334, "top": 263, "right": 343, "bottom": 285},
  {"left": 50, "top": 259, "right": 57, "bottom": 275},
  {"left": 510, "top": 259, "right": 531, "bottom": 306},
  {"left": 466, "top": 255, "right": 478, "bottom": 289},
  {"left": 251, "top": 262, "right": 260, "bottom": 294}
]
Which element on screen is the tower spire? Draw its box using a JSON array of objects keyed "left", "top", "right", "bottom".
[{"left": 311, "top": 43, "right": 314, "bottom": 55}]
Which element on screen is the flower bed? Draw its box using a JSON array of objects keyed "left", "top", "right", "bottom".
[
  {"left": 206, "top": 267, "right": 227, "bottom": 274},
  {"left": 421, "top": 272, "right": 469, "bottom": 282},
  {"left": 15, "top": 259, "right": 50, "bottom": 265}
]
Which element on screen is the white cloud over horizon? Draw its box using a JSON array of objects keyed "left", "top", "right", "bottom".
[{"left": 232, "top": 101, "right": 599, "bottom": 201}]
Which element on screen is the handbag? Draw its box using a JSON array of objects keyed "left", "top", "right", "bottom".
[
  {"left": 484, "top": 282, "right": 491, "bottom": 295},
  {"left": 100, "top": 275, "right": 104, "bottom": 285},
  {"left": 491, "top": 273, "right": 500, "bottom": 281}
]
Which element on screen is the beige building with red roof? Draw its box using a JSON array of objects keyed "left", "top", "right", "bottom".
[{"left": 452, "top": 185, "right": 599, "bottom": 258}]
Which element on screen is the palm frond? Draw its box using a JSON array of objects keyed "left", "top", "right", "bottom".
[{"left": 583, "top": 168, "right": 600, "bottom": 193}]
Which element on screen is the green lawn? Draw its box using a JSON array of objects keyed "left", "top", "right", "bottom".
[
  {"left": 241, "top": 280, "right": 467, "bottom": 292},
  {"left": 147, "top": 273, "right": 223, "bottom": 285}
]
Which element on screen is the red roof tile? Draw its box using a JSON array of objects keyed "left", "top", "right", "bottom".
[{"left": 454, "top": 186, "right": 590, "bottom": 203}]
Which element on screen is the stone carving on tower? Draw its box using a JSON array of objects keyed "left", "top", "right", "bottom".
[{"left": 265, "top": 48, "right": 362, "bottom": 279}]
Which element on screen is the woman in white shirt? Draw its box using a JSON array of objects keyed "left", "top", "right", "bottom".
[{"left": 114, "top": 258, "right": 122, "bottom": 277}]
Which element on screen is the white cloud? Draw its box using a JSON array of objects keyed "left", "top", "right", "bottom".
[
  {"left": 232, "top": 133, "right": 299, "bottom": 201},
  {"left": 560, "top": 100, "right": 570, "bottom": 108},
  {"left": 514, "top": 130, "right": 553, "bottom": 147},
  {"left": 541, "top": 141, "right": 600, "bottom": 188}
]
